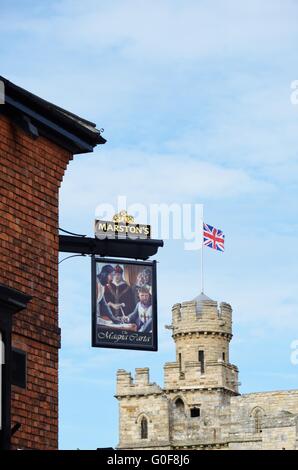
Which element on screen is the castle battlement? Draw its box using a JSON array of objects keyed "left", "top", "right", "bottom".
[
  {"left": 116, "top": 293, "right": 298, "bottom": 450},
  {"left": 172, "top": 296, "right": 232, "bottom": 338},
  {"left": 116, "top": 368, "right": 162, "bottom": 397}
]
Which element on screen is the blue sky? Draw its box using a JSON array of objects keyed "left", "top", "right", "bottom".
[{"left": 1, "top": 0, "right": 298, "bottom": 449}]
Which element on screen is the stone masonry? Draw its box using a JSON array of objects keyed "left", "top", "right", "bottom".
[{"left": 116, "top": 293, "right": 298, "bottom": 450}]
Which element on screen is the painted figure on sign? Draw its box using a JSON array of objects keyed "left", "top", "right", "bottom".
[
  {"left": 133, "top": 267, "right": 152, "bottom": 302},
  {"left": 124, "top": 287, "right": 152, "bottom": 333},
  {"left": 96, "top": 265, "right": 121, "bottom": 324},
  {"left": 104, "top": 265, "right": 135, "bottom": 319}
]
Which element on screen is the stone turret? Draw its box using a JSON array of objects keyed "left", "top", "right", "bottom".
[
  {"left": 116, "top": 293, "right": 240, "bottom": 450},
  {"left": 164, "top": 293, "right": 239, "bottom": 394},
  {"left": 116, "top": 293, "right": 298, "bottom": 450}
]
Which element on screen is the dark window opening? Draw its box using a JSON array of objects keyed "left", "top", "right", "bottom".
[
  {"left": 253, "top": 409, "right": 263, "bottom": 434},
  {"left": 12, "top": 348, "right": 26, "bottom": 389},
  {"left": 198, "top": 350, "right": 205, "bottom": 374},
  {"left": 222, "top": 352, "right": 226, "bottom": 362},
  {"left": 140, "top": 417, "right": 148, "bottom": 439},
  {"left": 190, "top": 408, "right": 200, "bottom": 418},
  {"left": 178, "top": 353, "right": 185, "bottom": 378},
  {"left": 175, "top": 398, "right": 185, "bottom": 412}
]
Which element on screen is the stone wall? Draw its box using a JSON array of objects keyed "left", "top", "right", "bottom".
[
  {"left": 165, "top": 299, "right": 238, "bottom": 393},
  {"left": 228, "top": 390, "right": 298, "bottom": 450},
  {"left": 116, "top": 297, "right": 298, "bottom": 450},
  {"left": 116, "top": 369, "right": 170, "bottom": 449}
]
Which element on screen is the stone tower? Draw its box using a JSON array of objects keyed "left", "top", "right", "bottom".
[
  {"left": 165, "top": 293, "right": 239, "bottom": 396},
  {"left": 116, "top": 294, "right": 298, "bottom": 449},
  {"left": 116, "top": 293, "right": 239, "bottom": 449}
]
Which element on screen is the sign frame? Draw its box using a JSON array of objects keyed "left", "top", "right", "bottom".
[
  {"left": 94, "top": 219, "right": 151, "bottom": 240},
  {"left": 91, "top": 256, "right": 158, "bottom": 351}
]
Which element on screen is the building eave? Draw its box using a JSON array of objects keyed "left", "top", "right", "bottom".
[{"left": 0, "top": 76, "right": 106, "bottom": 154}]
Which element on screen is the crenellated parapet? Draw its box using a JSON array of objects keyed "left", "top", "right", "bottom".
[
  {"left": 116, "top": 367, "right": 163, "bottom": 398},
  {"left": 116, "top": 293, "right": 240, "bottom": 450},
  {"left": 163, "top": 294, "right": 238, "bottom": 394},
  {"left": 115, "top": 290, "right": 298, "bottom": 450},
  {"left": 171, "top": 298, "right": 232, "bottom": 340}
]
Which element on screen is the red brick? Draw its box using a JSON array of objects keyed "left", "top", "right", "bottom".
[{"left": 0, "top": 114, "right": 72, "bottom": 450}]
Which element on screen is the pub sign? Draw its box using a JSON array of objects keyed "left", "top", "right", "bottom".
[{"left": 92, "top": 257, "right": 157, "bottom": 351}]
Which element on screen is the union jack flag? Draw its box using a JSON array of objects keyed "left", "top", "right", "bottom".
[{"left": 203, "top": 223, "right": 225, "bottom": 252}]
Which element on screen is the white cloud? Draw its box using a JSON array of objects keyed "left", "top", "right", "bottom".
[
  {"left": 2, "top": 0, "right": 297, "bottom": 449},
  {"left": 2, "top": 0, "right": 298, "bottom": 174},
  {"left": 165, "top": 77, "right": 298, "bottom": 181},
  {"left": 60, "top": 148, "right": 273, "bottom": 228},
  {"left": 4, "top": 1, "right": 297, "bottom": 60}
]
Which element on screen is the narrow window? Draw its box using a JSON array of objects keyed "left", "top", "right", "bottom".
[
  {"left": 190, "top": 408, "right": 200, "bottom": 418},
  {"left": 198, "top": 350, "right": 205, "bottom": 374},
  {"left": 12, "top": 348, "right": 27, "bottom": 389},
  {"left": 141, "top": 417, "right": 148, "bottom": 439},
  {"left": 178, "top": 353, "right": 182, "bottom": 373},
  {"left": 222, "top": 352, "right": 226, "bottom": 362},
  {"left": 253, "top": 409, "right": 263, "bottom": 433},
  {"left": 175, "top": 398, "right": 185, "bottom": 413}
]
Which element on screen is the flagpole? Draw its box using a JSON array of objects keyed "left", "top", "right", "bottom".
[{"left": 201, "top": 209, "right": 204, "bottom": 294}]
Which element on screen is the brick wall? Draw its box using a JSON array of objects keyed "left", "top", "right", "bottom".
[{"left": 0, "top": 114, "right": 72, "bottom": 449}]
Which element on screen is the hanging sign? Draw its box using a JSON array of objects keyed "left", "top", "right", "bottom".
[
  {"left": 92, "top": 257, "right": 157, "bottom": 351},
  {"left": 94, "top": 211, "right": 151, "bottom": 240}
]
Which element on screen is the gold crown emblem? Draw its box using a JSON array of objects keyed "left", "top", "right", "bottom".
[{"left": 113, "top": 210, "right": 135, "bottom": 224}]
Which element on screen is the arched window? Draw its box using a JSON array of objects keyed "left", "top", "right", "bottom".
[
  {"left": 140, "top": 416, "right": 148, "bottom": 439},
  {"left": 252, "top": 408, "right": 264, "bottom": 433},
  {"left": 174, "top": 398, "right": 185, "bottom": 413}
]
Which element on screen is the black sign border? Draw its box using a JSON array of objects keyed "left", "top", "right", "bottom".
[
  {"left": 91, "top": 256, "right": 158, "bottom": 351},
  {"left": 94, "top": 219, "right": 151, "bottom": 240}
]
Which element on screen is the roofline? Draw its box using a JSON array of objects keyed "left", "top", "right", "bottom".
[{"left": 0, "top": 76, "right": 106, "bottom": 154}]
